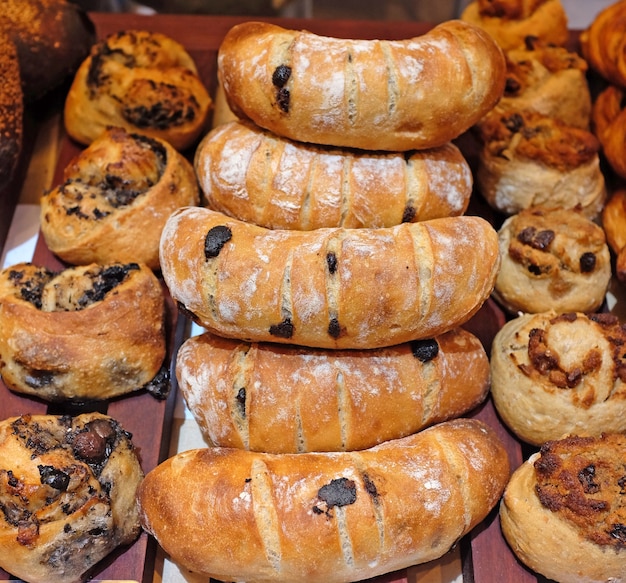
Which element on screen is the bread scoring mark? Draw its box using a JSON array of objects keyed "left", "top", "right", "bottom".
[
  {"left": 269, "top": 249, "right": 295, "bottom": 339},
  {"left": 325, "top": 234, "right": 345, "bottom": 341},
  {"left": 272, "top": 64, "right": 291, "bottom": 113},
  {"left": 380, "top": 42, "right": 398, "bottom": 118}
]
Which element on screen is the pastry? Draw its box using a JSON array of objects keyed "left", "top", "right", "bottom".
[
  {"left": 0, "top": 262, "right": 168, "bottom": 402},
  {"left": 40, "top": 126, "right": 199, "bottom": 270},
  {"left": 490, "top": 311, "right": 626, "bottom": 446},
  {"left": 591, "top": 84, "right": 626, "bottom": 181},
  {"left": 64, "top": 30, "right": 212, "bottom": 151},
  {"left": 602, "top": 188, "right": 626, "bottom": 284},
  {"left": 493, "top": 206, "right": 611, "bottom": 314}
]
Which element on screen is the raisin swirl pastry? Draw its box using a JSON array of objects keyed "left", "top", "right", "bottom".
[
  {"left": 501, "top": 433, "right": 626, "bottom": 583},
  {"left": 0, "top": 262, "right": 167, "bottom": 402},
  {"left": 493, "top": 206, "right": 611, "bottom": 315},
  {"left": 475, "top": 110, "right": 606, "bottom": 218},
  {"left": 40, "top": 126, "right": 199, "bottom": 270},
  {"left": 490, "top": 311, "right": 626, "bottom": 446},
  {"left": 0, "top": 413, "right": 143, "bottom": 583},
  {"left": 602, "top": 189, "right": 626, "bottom": 284},
  {"left": 461, "top": 0, "right": 569, "bottom": 51},
  {"left": 64, "top": 30, "right": 211, "bottom": 151},
  {"left": 591, "top": 84, "right": 626, "bottom": 181}
]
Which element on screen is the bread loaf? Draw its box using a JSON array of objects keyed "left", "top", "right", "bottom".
[
  {"left": 500, "top": 433, "right": 626, "bottom": 583},
  {"left": 176, "top": 328, "right": 490, "bottom": 453},
  {"left": 0, "top": 413, "right": 143, "bottom": 583},
  {"left": 217, "top": 20, "right": 505, "bottom": 151},
  {"left": 160, "top": 206, "right": 501, "bottom": 349},
  {"left": 194, "top": 120, "right": 473, "bottom": 230},
  {"left": 0, "top": 262, "right": 168, "bottom": 402},
  {"left": 138, "top": 418, "right": 510, "bottom": 583}
]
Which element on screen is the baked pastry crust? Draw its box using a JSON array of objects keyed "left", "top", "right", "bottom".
[
  {"left": 591, "top": 84, "right": 626, "bottom": 181},
  {"left": 64, "top": 30, "right": 211, "bottom": 151},
  {"left": 0, "top": 412, "right": 143, "bottom": 583},
  {"left": 501, "top": 433, "right": 626, "bottom": 583},
  {"left": 0, "top": 262, "right": 167, "bottom": 402},
  {"left": 602, "top": 188, "right": 626, "bottom": 284},
  {"left": 476, "top": 110, "right": 606, "bottom": 218},
  {"left": 40, "top": 126, "right": 199, "bottom": 270},
  {"left": 195, "top": 120, "right": 473, "bottom": 230},
  {"left": 493, "top": 206, "right": 611, "bottom": 314},
  {"left": 461, "top": 0, "right": 569, "bottom": 51},
  {"left": 490, "top": 311, "right": 626, "bottom": 446}
]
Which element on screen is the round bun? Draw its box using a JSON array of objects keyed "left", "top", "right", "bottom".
[
  {"left": 591, "top": 84, "right": 626, "bottom": 181},
  {"left": 0, "top": 0, "right": 96, "bottom": 102},
  {"left": 0, "top": 412, "right": 143, "bottom": 583},
  {"left": 475, "top": 110, "right": 606, "bottom": 218},
  {"left": 0, "top": 262, "right": 167, "bottom": 402},
  {"left": 461, "top": 0, "right": 569, "bottom": 51},
  {"left": 40, "top": 126, "right": 199, "bottom": 270},
  {"left": 64, "top": 30, "right": 212, "bottom": 151},
  {"left": 602, "top": 188, "right": 626, "bottom": 284},
  {"left": 493, "top": 206, "right": 611, "bottom": 314},
  {"left": 501, "top": 433, "right": 626, "bottom": 583},
  {"left": 490, "top": 311, "right": 626, "bottom": 446}
]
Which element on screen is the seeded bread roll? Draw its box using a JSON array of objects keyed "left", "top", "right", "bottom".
[
  {"left": 501, "top": 433, "right": 626, "bottom": 583},
  {"left": 0, "top": 412, "right": 143, "bottom": 583},
  {"left": 138, "top": 418, "right": 510, "bottom": 583},
  {"left": 0, "top": 262, "right": 168, "bottom": 402},
  {"left": 490, "top": 311, "right": 626, "bottom": 446},
  {"left": 64, "top": 30, "right": 212, "bottom": 151},
  {"left": 159, "top": 206, "right": 501, "bottom": 349},
  {"left": 217, "top": 20, "right": 506, "bottom": 151},
  {"left": 194, "top": 120, "right": 473, "bottom": 230},
  {"left": 176, "top": 328, "right": 490, "bottom": 453},
  {"left": 493, "top": 206, "right": 611, "bottom": 314},
  {"left": 40, "top": 126, "right": 199, "bottom": 270}
]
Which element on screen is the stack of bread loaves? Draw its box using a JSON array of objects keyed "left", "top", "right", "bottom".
[{"left": 138, "top": 20, "right": 511, "bottom": 583}]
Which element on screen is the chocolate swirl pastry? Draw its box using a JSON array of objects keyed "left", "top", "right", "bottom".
[
  {"left": 64, "top": 30, "right": 212, "bottom": 151},
  {"left": 0, "top": 413, "right": 143, "bottom": 583},
  {"left": 501, "top": 432, "right": 626, "bottom": 583},
  {"left": 40, "top": 126, "right": 199, "bottom": 270},
  {"left": 475, "top": 110, "right": 606, "bottom": 218},
  {"left": 0, "top": 262, "right": 168, "bottom": 402},
  {"left": 490, "top": 310, "right": 626, "bottom": 446},
  {"left": 493, "top": 206, "right": 611, "bottom": 314}
]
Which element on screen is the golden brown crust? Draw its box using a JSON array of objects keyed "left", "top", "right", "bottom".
[
  {"left": 461, "top": 0, "right": 569, "bottom": 51},
  {"left": 501, "top": 433, "right": 626, "bottom": 583},
  {"left": 493, "top": 206, "right": 612, "bottom": 314},
  {"left": 176, "top": 328, "right": 490, "bottom": 453},
  {"left": 602, "top": 189, "right": 626, "bottom": 284},
  {"left": 0, "top": 413, "right": 143, "bottom": 583},
  {"left": 40, "top": 126, "right": 199, "bottom": 270},
  {"left": 591, "top": 84, "right": 626, "bottom": 181},
  {"left": 64, "top": 30, "right": 212, "bottom": 151},
  {"left": 138, "top": 418, "right": 510, "bottom": 583},
  {"left": 490, "top": 311, "right": 626, "bottom": 446},
  {"left": 159, "top": 206, "right": 501, "bottom": 349},
  {"left": 217, "top": 20, "right": 505, "bottom": 151},
  {"left": 476, "top": 110, "right": 606, "bottom": 217},
  {"left": 194, "top": 120, "right": 473, "bottom": 229},
  {"left": 0, "top": 262, "right": 167, "bottom": 402},
  {"left": 580, "top": 0, "right": 626, "bottom": 88}
]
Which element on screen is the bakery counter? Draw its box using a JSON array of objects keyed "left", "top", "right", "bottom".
[{"left": 0, "top": 11, "right": 623, "bottom": 583}]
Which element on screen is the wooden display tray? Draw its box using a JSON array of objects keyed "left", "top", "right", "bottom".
[{"left": 0, "top": 12, "right": 593, "bottom": 583}]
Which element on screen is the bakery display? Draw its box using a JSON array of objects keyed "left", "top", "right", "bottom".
[
  {"left": 475, "top": 109, "right": 606, "bottom": 218},
  {"left": 0, "top": 262, "right": 167, "bottom": 402},
  {"left": 500, "top": 433, "right": 626, "bottom": 583},
  {"left": 602, "top": 189, "right": 626, "bottom": 284},
  {"left": 0, "top": 412, "right": 143, "bottom": 583},
  {"left": 138, "top": 418, "right": 510, "bottom": 583},
  {"left": 460, "top": 0, "right": 569, "bottom": 51},
  {"left": 490, "top": 311, "right": 626, "bottom": 446},
  {"left": 64, "top": 30, "right": 212, "bottom": 151},
  {"left": 493, "top": 206, "right": 611, "bottom": 314},
  {"left": 217, "top": 20, "right": 506, "bottom": 151},
  {"left": 40, "top": 126, "right": 199, "bottom": 270},
  {"left": 0, "top": 0, "right": 96, "bottom": 102},
  {"left": 160, "top": 206, "right": 501, "bottom": 349},
  {"left": 591, "top": 84, "right": 626, "bottom": 181},
  {"left": 580, "top": 0, "right": 626, "bottom": 89},
  {"left": 194, "top": 120, "right": 473, "bottom": 229},
  {"left": 176, "top": 328, "right": 490, "bottom": 453}
]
